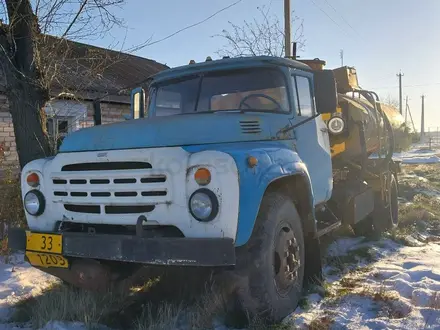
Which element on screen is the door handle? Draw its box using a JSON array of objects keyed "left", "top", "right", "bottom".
[{"left": 320, "top": 127, "right": 328, "bottom": 133}]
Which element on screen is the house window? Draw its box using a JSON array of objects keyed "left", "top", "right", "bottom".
[
  {"left": 57, "top": 119, "right": 69, "bottom": 135},
  {"left": 46, "top": 117, "right": 73, "bottom": 144},
  {"left": 44, "top": 100, "right": 87, "bottom": 146}
]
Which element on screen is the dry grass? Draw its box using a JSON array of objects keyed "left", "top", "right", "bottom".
[
  {"left": 325, "top": 245, "right": 377, "bottom": 277},
  {"left": 391, "top": 192, "right": 440, "bottom": 245},
  {"left": 134, "top": 279, "right": 231, "bottom": 330},
  {"left": 133, "top": 303, "right": 182, "bottom": 330},
  {"left": 10, "top": 270, "right": 294, "bottom": 329},
  {"left": 11, "top": 282, "right": 131, "bottom": 328},
  {"left": 10, "top": 270, "right": 253, "bottom": 330},
  {"left": 133, "top": 283, "right": 232, "bottom": 330},
  {"left": 387, "top": 163, "right": 440, "bottom": 245},
  {"left": 308, "top": 315, "right": 334, "bottom": 330},
  {"left": 0, "top": 167, "right": 25, "bottom": 228},
  {"left": 429, "top": 292, "right": 440, "bottom": 310},
  {"left": 0, "top": 167, "right": 26, "bottom": 257}
]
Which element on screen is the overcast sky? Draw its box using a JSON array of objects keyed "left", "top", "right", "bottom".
[{"left": 83, "top": 0, "right": 440, "bottom": 133}]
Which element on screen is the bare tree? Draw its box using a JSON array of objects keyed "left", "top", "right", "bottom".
[
  {"left": 0, "top": 0, "right": 124, "bottom": 168},
  {"left": 216, "top": 6, "right": 305, "bottom": 58},
  {"left": 383, "top": 95, "right": 400, "bottom": 109}
]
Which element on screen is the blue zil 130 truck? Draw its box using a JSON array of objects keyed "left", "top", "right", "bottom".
[{"left": 10, "top": 56, "right": 400, "bottom": 321}]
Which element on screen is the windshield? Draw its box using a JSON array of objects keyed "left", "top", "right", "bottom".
[{"left": 150, "top": 68, "right": 289, "bottom": 116}]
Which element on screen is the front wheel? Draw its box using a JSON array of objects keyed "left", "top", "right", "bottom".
[{"left": 235, "top": 192, "right": 305, "bottom": 322}]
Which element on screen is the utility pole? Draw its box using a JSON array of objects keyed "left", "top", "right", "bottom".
[
  {"left": 397, "top": 71, "right": 404, "bottom": 115},
  {"left": 340, "top": 49, "right": 344, "bottom": 66},
  {"left": 407, "top": 102, "right": 416, "bottom": 134},
  {"left": 421, "top": 94, "right": 425, "bottom": 142},
  {"left": 284, "top": 0, "right": 291, "bottom": 57},
  {"left": 405, "top": 96, "right": 408, "bottom": 123}
]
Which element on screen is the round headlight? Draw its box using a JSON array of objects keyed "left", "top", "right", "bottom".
[
  {"left": 24, "top": 190, "right": 45, "bottom": 216},
  {"left": 189, "top": 189, "right": 219, "bottom": 222},
  {"left": 328, "top": 116, "right": 345, "bottom": 135}
]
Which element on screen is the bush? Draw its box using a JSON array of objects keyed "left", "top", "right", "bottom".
[
  {"left": 393, "top": 124, "right": 413, "bottom": 152},
  {"left": 0, "top": 139, "right": 26, "bottom": 255},
  {"left": 0, "top": 167, "right": 25, "bottom": 228},
  {"left": 0, "top": 166, "right": 25, "bottom": 255}
]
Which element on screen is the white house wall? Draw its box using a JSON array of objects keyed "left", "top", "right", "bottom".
[{"left": 0, "top": 93, "right": 131, "bottom": 166}]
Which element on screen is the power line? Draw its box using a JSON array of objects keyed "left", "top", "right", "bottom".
[
  {"left": 307, "top": 0, "right": 352, "bottom": 38},
  {"left": 127, "top": 0, "right": 243, "bottom": 53},
  {"left": 322, "top": 0, "right": 362, "bottom": 38},
  {"left": 371, "top": 74, "right": 397, "bottom": 83},
  {"left": 371, "top": 82, "right": 440, "bottom": 90}
]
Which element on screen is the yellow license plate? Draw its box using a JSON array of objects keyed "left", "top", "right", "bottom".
[
  {"left": 26, "top": 232, "right": 62, "bottom": 254},
  {"left": 25, "top": 251, "right": 69, "bottom": 268}
]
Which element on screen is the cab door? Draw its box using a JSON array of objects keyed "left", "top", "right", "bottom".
[{"left": 290, "top": 72, "right": 333, "bottom": 205}]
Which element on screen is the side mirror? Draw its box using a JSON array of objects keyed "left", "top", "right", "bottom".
[
  {"left": 314, "top": 70, "right": 338, "bottom": 114},
  {"left": 130, "top": 87, "right": 145, "bottom": 119}
]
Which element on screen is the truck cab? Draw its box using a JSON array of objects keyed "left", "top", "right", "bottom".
[{"left": 9, "top": 55, "right": 398, "bottom": 322}]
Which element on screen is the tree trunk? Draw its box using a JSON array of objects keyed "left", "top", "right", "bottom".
[
  {"left": 1, "top": 0, "right": 52, "bottom": 169},
  {"left": 6, "top": 78, "right": 51, "bottom": 168}
]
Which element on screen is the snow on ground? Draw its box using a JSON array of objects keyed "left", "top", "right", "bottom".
[
  {"left": 0, "top": 254, "right": 59, "bottom": 329},
  {"left": 393, "top": 148, "right": 440, "bottom": 164},
  {"left": 0, "top": 146, "right": 437, "bottom": 329},
  {"left": 370, "top": 146, "right": 440, "bottom": 164},
  {"left": 288, "top": 238, "right": 440, "bottom": 329},
  {"left": 4, "top": 238, "right": 440, "bottom": 329}
]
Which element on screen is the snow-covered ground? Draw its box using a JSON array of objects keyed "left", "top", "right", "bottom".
[
  {"left": 3, "top": 237, "right": 440, "bottom": 329},
  {"left": 394, "top": 147, "right": 440, "bottom": 164},
  {"left": 0, "top": 147, "right": 438, "bottom": 329},
  {"left": 289, "top": 238, "right": 440, "bottom": 329},
  {"left": 0, "top": 254, "right": 60, "bottom": 329}
]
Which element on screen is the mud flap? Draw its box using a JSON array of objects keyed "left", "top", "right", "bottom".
[{"left": 303, "top": 235, "right": 323, "bottom": 286}]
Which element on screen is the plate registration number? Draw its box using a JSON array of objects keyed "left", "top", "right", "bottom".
[
  {"left": 25, "top": 231, "right": 67, "bottom": 268},
  {"left": 26, "top": 232, "right": 62, "bottom": 253},
  {"left": 25, "top": 251, "right": 69, "bottom": 268}
]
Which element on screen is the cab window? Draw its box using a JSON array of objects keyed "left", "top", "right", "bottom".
[
  {"left": 293, "top": 76, "right": 314, "bottom": 117},
  {"left": 151, "top": 68, "right": 290, "bottom": 116}
]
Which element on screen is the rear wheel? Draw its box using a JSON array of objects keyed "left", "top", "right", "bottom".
[
  {"left": 235, "top": 192, "right": 305, "bottom": 322},
  {"left": 352, "top": 216, "right": 373, "bottom": 236},
  {"left": 373, "top": 174, "right": 398, "bottom": 232},
  {"left": 352, "top": 174, "right": 399, "bottom": 236}
]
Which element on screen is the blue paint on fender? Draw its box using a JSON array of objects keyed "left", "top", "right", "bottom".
[{"left": 183, "top": 141, "right": 315, "bottom": 247}]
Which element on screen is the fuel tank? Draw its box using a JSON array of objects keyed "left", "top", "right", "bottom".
[
  {"left": 301, "top": 59, "right": 407, "bottom": 163},
  {"left": 329, "top": 94, "right": 405, "bottom": 162}
]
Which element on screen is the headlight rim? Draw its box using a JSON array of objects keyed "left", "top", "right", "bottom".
[
  {"left": 188, "top": 188, "right": 219, "bottom": 222},
  {"left": 327, "top": 115, "right": 345, "bottom": 135},
  {"left": 24, "top": 190, "right": 46, "bottom": 216}
]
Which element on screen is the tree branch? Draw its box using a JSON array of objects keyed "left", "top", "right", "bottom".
[
  {"left": 127, "top": 0, "right": 242, "bottom": 53},
  {"left": 215, "top": 6, "right": 306, "bottom": 58},
  {"left": 60, "top": 0, "right": 88, "bottom": 38}
]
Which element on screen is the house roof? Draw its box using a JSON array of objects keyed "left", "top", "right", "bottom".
[{"left": 0, "top": 35, "right": 169, "bottom": 102}]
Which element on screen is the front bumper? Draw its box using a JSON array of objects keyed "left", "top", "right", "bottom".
[{"left": 8, "top": 228, "right": 236, "bottom": 267}]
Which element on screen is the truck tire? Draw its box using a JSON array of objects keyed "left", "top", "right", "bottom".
[
  {"left": 373, "top": 174, "right": 399, "bottom": 233},
  {"left": 235, "top": 192, "right": 305, "bottom": 322},
  {"left": 352, "top": 174, "right": 398, "bottom": 236},
  {"left": 352, "top": 216, "right": 373, "bottom": 237}
]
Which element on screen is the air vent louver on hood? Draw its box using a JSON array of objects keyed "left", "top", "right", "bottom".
[{"left": 240, "top": 120, "right": 261, "bottom": 134}]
